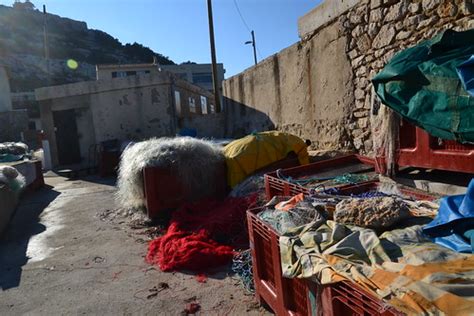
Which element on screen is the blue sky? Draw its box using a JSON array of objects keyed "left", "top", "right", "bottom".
[{"left": 2, "top": 0, "right": 320, "bottom": 77}]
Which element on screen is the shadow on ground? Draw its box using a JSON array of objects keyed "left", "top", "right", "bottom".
[{"left": 0, "top": 185, "right": 60, "bottom": 290}]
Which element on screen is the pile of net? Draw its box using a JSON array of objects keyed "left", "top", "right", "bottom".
[
  {"left": 116, "top": 137, "right": 224, "bottom": 210},
  {"left": 0, "top": 142, "right": 29, "bottom": 163},
  {"left": 146, "top": 194, "right": 257, "bottom": 272},
  {"left": 0, "top": 166, "right": 26, "bottom": 194}
]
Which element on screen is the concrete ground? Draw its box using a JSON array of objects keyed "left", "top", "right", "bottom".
[{"left": 0, "top": 174, "right": 268, "bottom": 315}]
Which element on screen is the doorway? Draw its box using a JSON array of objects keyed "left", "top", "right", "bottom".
[{"left": 52, "top": 109, "right": 81, "bottom": 165}]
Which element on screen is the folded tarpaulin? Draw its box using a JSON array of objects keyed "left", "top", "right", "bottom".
[
  {"left": 224, "top": 131, "right": 309, "bottom": 188},
  {"left": 372, "top": 29, "right": 474, "bottom": 143},
  {"left": 456, "top": 55, "right": 474, "bottom": 97},
  {"left": 423, "top": 179, "right": 474, "bottom": 253}
]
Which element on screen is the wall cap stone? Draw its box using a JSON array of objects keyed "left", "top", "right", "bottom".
[{"left": 298, "top": 0, "right": 361, "bottom": 38}]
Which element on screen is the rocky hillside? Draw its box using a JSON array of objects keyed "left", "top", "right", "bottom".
[{"left": 0, "top": 4, "right": 175, "bottom": 91}]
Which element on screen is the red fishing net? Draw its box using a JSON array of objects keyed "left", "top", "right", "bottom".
[{"left": 146, "top": 194, "right": 257, "bottom": 272}]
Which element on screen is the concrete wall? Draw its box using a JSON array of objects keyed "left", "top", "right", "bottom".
[
  {"left": 0, "top": 110, "right": 28, "bottom": 142},
  {"left": 223, "top": 19, "right": 353, "bottom": 150},
  {"left": 37, "top": 71, "right": 225, "bottom": 166},
  {"left": 0, "top": 65, "right": 12, "bottom": 112},
  {"left": 223, "top": 0, "right": 474, "bottom": 155}
]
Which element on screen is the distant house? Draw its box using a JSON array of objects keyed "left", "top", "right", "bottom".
[
  {"left": 96, "top": 60, "right": 225, "bottom": 93},
  {"left": 35, "top": 70, "right": 224, "bottom": 167}
]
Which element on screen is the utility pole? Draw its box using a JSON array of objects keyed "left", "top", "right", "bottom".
[
  {"left": 245, "top": 31, "right": 258, "bottom": 65},
  {"left": 251, "top": 31, "right": 257, "bottom": 65},
  {"left": 43, "top": 4, "right": 50, "bottom": 85},
  {"left": 206, "top": 0, "right": 221, "bottom": 112}
]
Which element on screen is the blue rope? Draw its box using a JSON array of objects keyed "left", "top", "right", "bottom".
[{"left": 232, "top": 250, "right": 255, "bottom": 293}]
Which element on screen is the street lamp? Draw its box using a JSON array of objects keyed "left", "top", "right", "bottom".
[{"left": 245, "top": 30, "right": 257, "bottom": 65}]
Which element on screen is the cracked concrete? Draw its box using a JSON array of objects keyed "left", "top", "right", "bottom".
[{"left": 0, "top": 175, "right": 268, "bottom": 315}]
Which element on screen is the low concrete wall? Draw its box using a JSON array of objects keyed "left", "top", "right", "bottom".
[
  {"left": 0, "top": 185, "right": 18, "bottom": 236},
  {"left": 0, "top": 110, "right": 28, "bottom": 142},
  {"left": 223, "top": 0, "right": 474, "bottom": 155}
]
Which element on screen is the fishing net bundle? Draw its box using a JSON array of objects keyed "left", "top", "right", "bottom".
[
  {"left": 116, "top": 137, "right": 225, "bottom": 210},
  {"left": 0, "top": 166, "right": 26, "bottom": 194},
  {"left": 258, "top": 196, "right": 329, "bottom": 235}
]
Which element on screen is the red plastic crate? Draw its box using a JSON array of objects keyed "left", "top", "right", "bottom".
[
  {"left": 99, "top": 150, "right": 120, "bottom": 177},
  {"left": 321, "top": 281, "right": 403, "bottom": 316},
  {"left": 264, "top": 154, "right": 377, "bottom": 200},
  {"left": 143, "top": 164, "right": 227, "bottom": 219},
  {"left": 336, "top": 181, "right": 439, "bottom": 201},
  {"left": 248, "top": 184, "right": 436, "bottom": 315},
  {"left": 388, "top": 120, "right": 474, "bottom": 174},
  {"left": 247, "top": 206, "right": 318, "bottom": 316}
]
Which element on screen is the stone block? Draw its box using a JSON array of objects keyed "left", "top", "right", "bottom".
[
  {"left": 355, "top": 88, "right": 366, "bottom": 100},
  {"left": 372, "top": 25, "right": 396, "bottom": 48},
  {"left": 352, "top": 25, "right": 364, "bottom": 38},
  {"left": 459, "top": 0, "right": 474, "bottom": 15},
  {"left": 396, "top": 30, "right": 412, "bottom": 40},
  {"left": 404, "top": 14, "right": 423, "bottom": 29},
  {"left": 368, "top": 23, "right": 380, "bottom": 38},
  {"left": 358, "top": 117, "right": 369, "bottom": 128},
  {"left": 348, "top": 49, "right": 359, "bottom": 59},
  {"left": 417, "top": 16, "right": 439, "bottom": 29},
  {"left": 369, "top": 8, "right": 383, "bottom": 22},
  {"left": 356, "top": 66, "right": 367, "bottom": 77},
  {"left": 370, "top": 0, "right": 383, "bottom": 9},
  {"left": 384, "top": 1, "right": 408, "bottom": 22},
  {"left": 352, "top": 55, "right": 366, "bottom": 69},
  {"left": 353, "top": 136, "right": 364, "bottom": 150},
  {"left": 437, "top": 2, "right": 458, "bottom": 17},
  {"left": 355, "top": 99, "right": 365, "bottom": 109},
  {"left": 354, "top": 109, "right": 369, "bottom": 118},
  {"left": 356, "top": 34, "right": 372, "bottom": 51},
  {"left": 364, "top": 139, "right": 373, "bottom": 152},
  {"left": 422, "top": 0, "right": 441, "bottom": 12},
  {"left": 408, "top": 2, "right": 421, "bottom": 14}
]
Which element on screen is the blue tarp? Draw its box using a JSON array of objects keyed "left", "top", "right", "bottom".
[
  {"left": 456, "top": 55, "right": 474, "bottom": 97},
  {"left": 423, "top": 179, "right": 474, "bottom": 253}
]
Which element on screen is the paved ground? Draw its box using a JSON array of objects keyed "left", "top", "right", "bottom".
[{"left": 0, "top": 174, "right": 268, "bottom": 315}]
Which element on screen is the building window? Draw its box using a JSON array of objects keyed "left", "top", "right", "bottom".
[
  {"left": 189, "top": 97, "right": 196, "bottom": 113},
  {"left": 112, "top": 71, "right": 127, "bottom": 78},
  {"left": 126, "top": 71, "right": 137, "bottom": 76},
  {"left": 200, "top": 96, "right": 207, "bottom": 115},
  {"left": 137, "top": 70, "right": 151, "bottom": 76},
  {"left": 175, "top": 91, "right": 182, "bottom": 116},
  {"left": 192, "top": 72, "right": 213, "bottom": 84},
  {"left": 209, "top": 104, "right": 215, "bottom": 114}
]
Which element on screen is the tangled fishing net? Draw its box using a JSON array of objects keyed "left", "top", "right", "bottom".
[
  {"left": 232, "top": 249, "right": 255, "bottom": 293},
  {"left": 0, "top": 166, "right": 26, "bottom": 193},
  {"left": 116, "top": 137, "right": 224, "bottom": 210},
  {"left": 146, "top": 194, "right": 257, "bottom": 272}
]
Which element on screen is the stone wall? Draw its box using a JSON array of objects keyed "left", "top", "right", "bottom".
[
  {"left": 341, "top": 0, "right": 474, "bottom": 153},
  {"left": 223, "top": 0, "right": 474, "bottom": 154}
]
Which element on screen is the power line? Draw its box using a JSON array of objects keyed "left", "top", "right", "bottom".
[
  {"left": 233, "top": 0, "right": 251, "bottom": 33},
  {"left": 233, "top": 0, "right": 263, "bottom": 61}
]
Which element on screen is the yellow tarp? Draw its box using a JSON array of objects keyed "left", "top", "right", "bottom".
[{"left": 224, "top": 131, "right": 309, "bottom": 187}]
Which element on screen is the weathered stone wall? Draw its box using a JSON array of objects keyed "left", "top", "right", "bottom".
[
  {"left": 341, "top": 0, "right": 473, "bottom": 153},
  {"left": 223, "top": 0, "right": 474, "bottom": 154}
]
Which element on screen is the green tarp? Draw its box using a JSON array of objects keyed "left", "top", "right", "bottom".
[{"left": 372, "top": 29, "right": 474, "bottom": 143}]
